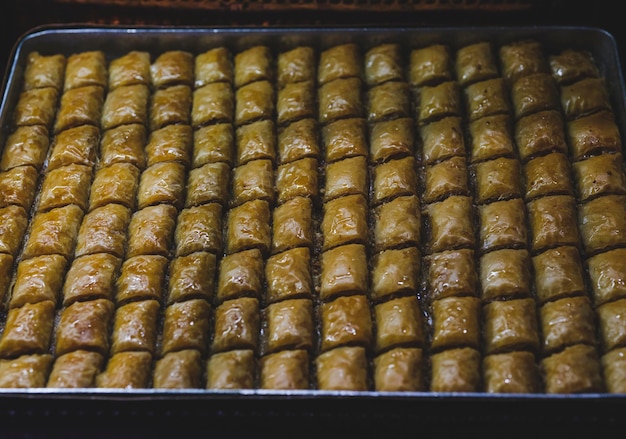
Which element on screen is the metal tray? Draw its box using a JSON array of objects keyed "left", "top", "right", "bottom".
[{"left": 2, "top": 24, "right": 626, "bottom": 427}]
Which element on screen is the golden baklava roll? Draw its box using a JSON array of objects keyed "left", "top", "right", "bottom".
[
  {"left": 191, "top": 82, "right": 234, "bottom": 127},
  {"left": 430, "top": 347, "right": 481, "bottom": 392},
  {"left": 467, "top": 114, "right": 515, "bottom": 164},
  {"left": 231, "top": 159, "right": 275, "bottom": 207},
  {"left": 145, "top": 124, "right": 192, "bottom": 168},
  {"left": 369, "top": 117, "right": 414, "bottom": 164},
  {"left": 409, "top": 44, "right": 452, "bottom": 88},
  {"left": 108, "top": 50, "right": 151, "bottom": 90},
  {"left": 260, "top": 349, "right": 309, "bottom": 390},
  {"left": 63, "top": 50, "right": 107, "bottom": 91},
  {"left": 277, "top": 46, "right": 315, "bottom": 88},
  {"left": 572, "top": 152, "right": 626, "bottom": 202},
  {"left": 478, "top": 198, "right": 527, "bottom": 253},
  {"left": 54, "top": 85, "right": 104, "bottom": 133},
  {"left": 318, "top": 43, "right": 361, "bottom": 86},
  {"left": 578, "top": 194, "right": 626, "bottom": 255},
  {"left": 0, "top": 254, "right": 13, "bottom": 305},
  {"left": 167, "top": 251, "right": 217, "bottom": 304},
  {"left": 235, "top": 119, "right": 276, "bottom": 165},
  {"left": 527, "top": 195, "right": 579, "bottom": 253},
  {"left": 602, "top": 348, "right": 626, "bottom": 393},
  {"left": 161, "top": 298, "right": 212, "bottom": 356},
  {"left": 318, "top": 77, "right": 363, "bottom": 125},
  {"left": 217, "top": 248, "right": 264, "bottom": 303},
  {"left": 101, "top": 83, "right": 149, "bottom": 130},
  {"left": 540, "top": 344, "right": 604, "bottom": 393},
  {"left": 430, "top": 296, "right": 481, "bottom": 351},
  {"left": 455, "top": 41, "right": 499, "bottom": 87},
  {"left": 9, "top": 254, "right": 67, "bottom": 308},
  {"left": 422, "top": 156, "right": 469, "bottom": 204},
  {"left": 524, "top": 152, "right": 574, "bottom": 200},
  {"left": 153, "top": 349, "right": 203, "bottom": 389},
  {"left": 136, "top": 161, "right": 186, "bottom": 209},
  {"left": 96, "top": 351, "right": 152, "bottom": 388},
  {"left": 532, "top": 246, "right": 585, "bottom": 305},
  {"left": 419, "top": 116, "right": 464, "bottom": 166},
  {"left": 597, "top": 298, "right": 626, "bottom": 352},
  {"left": 62, "top": 253, "right": 121, "bottom": 306},
  {"left": 47, "top": 124, "right": 99, "bottom": 171},
  {"left": 206, "top": 349, "right": 256, "bottom": 389},
  {"left": 13, "top": 87, "right": 59, "bottom": 130},
  {"left": 483, "top": 351, "right": 540, "bottom": 393},
  {"left": 374, "top": 295, "right": 425, "bottom": 353},
  {"left": 174, "top": 203, "right": 223, "bottom": 257},
  {"left": 322, "top": 117, "right": 368, "bottom": 163},
  {"left": 316, "top": 346, "right": 368, "bottom": 391},
  {"left": 515, "top": 110, "right": 568, "bottom": 163},
  {"left": 235, "top": 80, "right": 274, "bottom": 126},
  {"left": 149, "top": 84, "right": 192, "bottom": 130},
  {"left": 99, "top": 123, "right": 147, "bottom": 170},
  {"left": 193, "top": 122, "right": 234, "bottom": 168},
  {"left": 277, "top": 118, "right": 320, "bottom": 165},
  {"left": 425, "top": 195, "right": 475, "bottom": 254},
  {"left": 195, "top": 47, "right": 233, "bottom": 88},
  {"left": 320, "top": 294, "right": 373, "bottom": 352},
  {"left": 321, "top": 193, "right": 368, "bottom": 251},
  {"left": 549, "top": 49, "right": 599, "bottom": 86},
  {"left": 225, "top": 199, "right": 271, "bottom": 255},
  {"left": 89, "top": 163, "right": 140, "bottom": 211},
  {"left": 426, "top": 248, "right": 477, "bottom": 301},
  {"left": 212, "top": 297, "right": 260, "bottom": 353},
  {"left": 372, "top": 156, "right": 418, "bottom": 206},
  {"left": 374, "top": 347, "right": 424, "bottom": 392},
  {"left": 185, "top": 161, "right": 231, "bottom": 207},
  {"left": 463, "top": 78, "right": 509, "bottom": 122},
  {"left": 272, "top": 196, "right": 313, "bottom": 254},
  {"left": 265, "top": 247, "right": 313, "bottom": 304},
  {"left": 587, "top": 249, "right": 626, "bottom": 306},
  {"left": 510, "top": 72, "right": 560, "bottom": 120},
  {"left": 276, "top": 80, "right": 315, "bottom": 126},
  {"left": 150, "top": 50, "right": 194, "bottom": 89},
  {"left": 0, "top": 166, "right": 38, "bottom": 211},
  {"left": 55, "top": 298, "right": 115, "bottom": 356},
  {"left": 111, "top": 299, "right": 160, "bottom": 354},
  {"left": 115, "top": 254, "right": 168, "bottom": 304},
  {"left": 480, "top": 247, "right": 532, "bottom": 303},
  {"left": 0, "top": 354, "right": 53, "bottom": 388},
  {"left": 47, "top": 350, "right": 104, "bottom": 388},
  {"left": 22, "top": 204, "right": 83, "bottom": 260},
  {"left": 499, "top": 39, "right": 548, "bottom": 86},
  {"left": 74, "top": 203, "right": 131, "bottom": 259},
  {"left": 566, "top": 109, "right": 622, "bottom": 161},
  {"left": 320, "top": 243, "right": 368, "bottom": 302},
  {"left": 370, "top": 246, "right": 421, "bottom": 302},
  {"left": 276, "top": 157, "right": 319, "bottom": 205},
  {"left": 0, "top": 300, "right": 55, "bottom": 357},
  {"left": 473, "top": 157, "right": 522, "bottom": 205},
  {"left": 365, "top": 43, "right": 403, "bottom": 86},
  {"left": 540, "top": 296, "right": 596, "bottom": 355},
  {"left": 234, "top": 45, "right": 272, "bottom": 89},
  {"left": 416, "top": 80, "right": 461, "bottom": 124},
  {"left": 127, "top": 203, "right": 177, "bottom": 258},
  {"left": 261, "top": 298, "right": 314, "bottom": 355},
  {"left": 367, "top": 81, "right": 411, "bottom": 123},
  {"left": 0, "top": 125, "right": 50, "bottom": 171},
  {"left": 373, "top": 195, "right": 421, "bottom": 252},
  {"left": 560, "top": 77, "right": 612, "bottom": 120},
  {"left": 0, "top": 205, "right": 29, "bottom": 257},
  {"left": 483, "top": 298, "right": 539, "bottom": 354},
  {"left": 36, "top": 163, "right": 92, "bottom": 213},
  {"left": 23, "top": 51, "right": 66, "bottom": 91}
]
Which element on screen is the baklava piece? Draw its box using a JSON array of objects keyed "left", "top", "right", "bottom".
[
  {"left": 0, "top": 354, "right": 53, "bottom": 388},
  {"left": 316, "top": 346, "right": 368, "bottom": 391},
  {"left": 145, "top": 123, "right": 192, "bottom": 168},
  {"left": 523, "top": 152, "right": 574, "bottom": 200},
  {"left": 21, "top": 204, "right": 83, "bottom": 260},
  {"left": 321, "top": 193, "right": 368, "bottom": 251},
  {"left": 416, "top": 80, "right": 461, "bottom": 124},
  {"left": 47, "top": 124, "right": 99, "bottom": 170},
  {"left": 473, "top": 157, "right": 522, "bottom": 204},
  {"left": 149, "top": 84, "right": 192, "bottom": 130},
  {"left": 419, "top": 116, "right": 464, "bottom": 166},
  {"left": 370, "top": 246, "right": 421, "bottom": 302},
  {"left": 161, "top": 299, "right": 212, "bottom": 356},
  {"left": 482, "top": 252, "right": 535, "bottom": 309},
  {"left": 463, "top": 78, "right": 509, "bottom": 122},
  {"left": 499, "top": 39, "right": 548, "bottom": 85},
  {"left": 540, "top": 344, "right": 604, "bottom": 393},
  {"left": 111, "top": 299, "right": 160, "bottom": 354},
  {"left": 54, "top": 85, "right": 104, "bottom": 133},
  {"left": 374, "top": 296, "right": 425, "bottom": 353},
  {"left": 426, "top": 248, "right": 477, "bottom": 301},
  {"left": 63, "top": 50, "right": 107, "bottom": 91},
  {"left": 374, "top": 195, "right": 421, "bottom": 252},
  {"left": 150, "top": 50, "right": 194, "bottom": 89},
  {"left": 527, "top": 195, "right": 580, "bottom": 253},
  {"left": 231, "top": 159, "right": 275, "bottom": 206},
  {"left": 276, "top": 80, "right": 315, "bottom": 126},
  {"left": 191, "top": 82, "right": 235, "bottom": 127},
  {"left": 212, "top": 297, "right": 260, "bottom": 353},
  {"left": 409, "top": 44, "right": 452, "bottom": 87},
  {"left": 74, "top": 203, "right": 131, "bottom": 259},
  {"left": 515, "top": 110, "right": 568, "bottom": 162},
  {"left": 47, "top": 350, "right": 104, "bottom": 388},
  {"left": 234, "top": 80, "right": 274, "bottom": 126},
  {"left": 127, "top": 203, "right": 177, "bottom": 258},
  {"left": 0, "top": 165, "right": 38, "bottom": 210},
  {"left": 532, "top": 246, "right": 585, "bottom": 305},
  {"left": 89, "top": 162, "right": 141, "bottom": 210},
  {"left": 318, "top": 43, "right": 361, "bottom": 85},
  {"left": 0, "top": 125, "right": 50, "bottom": 171},
  {"left": 276, "top": 157, "right": 319, "bottom": 204},
  {"left": 560, "top": 77, "right": 612, "bottom": 120},
  {"left": 367, "top": 81, "right": 411, "bottom": 123},
  {"left": 100, "top": 83, "right": 149, "bottom": 130},
  {"left": 430, "top": 296, "right": 481, "bottom": 352},
  {"left": 322, "top": 117, "right": 368, "bottom": 163},
  {"left": 153, "top": 349, "right": 203, "bottom": 389},
  {"left": 262, "top": 298, "right": 314, "bottom": 355},
  {"left": 566, "top": 109, "right": 622, "bottom": 161},
  {"left": 174, "top": 203, "right": 223, "bottom": 257},
  {"left": 578, "top": 194, "right": 626, "bottom": 255},
  {"left": 425, "top": 195, "right": 475, "bottom": 254},
  {"left": 320, "top": 243, "right": 368, "bottom": 302},
  {"left": 374, "top": 347, "right": 425, "bottom": 392},
  {"left": 55, "top": 298, "right": 115, "bottom": 356},
  {"left": 195, "top": 47, "right": 233, "bottom": 88},
  {"left": 602, "top": 348, "right": 626, "bottom": 393},
  {"left": 572, "top": 152, "right": 626, "bottom": 201},
  {"left": 0, "top": 205, "right": 28, "bottom": 257},
  {"left": 478, "top": 198, "right": 527, "bottom": 253},
  {"left": 193, "top": 122, "right": 234, "bottom": 167},
  {"left": 468, "top": 114, "right": 515, "bottom": 163},
  {"left": 423, "top": 156, "right": 469, "bottom": 204},
  {"left": 23, "top": 51, "right": 66, "bottom": 91},
  {"left": 233, "top": 45, "right": 272, "bottom": 88},
  {"left": 0, "top": 254, "right": 13, "bottom": 305},
  {"left": 265, "top": 247, "right": 313, "bottom": 304},
  {"left": 225, "top": 199, "right": 271, "bottom": 255},
  {"left": 9, "top": 254, "right": 68, "bottom": 308},
  {"left": 185, "top": 159, "right": 230, "bottom": 205},
  {"left": 217, "top": 248, "right": 265, "bottom": 302},
  {"left": 483, "top": 298, "right": 539, "bottom": 355},
  {"left": 430, "top": 347, "right": 481, "bottom": 392},
  {"left": 260, "top": 349, "right": 310, "bottom": 390},
  {"left": 37, "top": 163, "right": 91, "bottom": 212},
  {"left": 483, "top": 351, "right": 540, "bottom": 393},
  {"left": 455, "top": 41, "right": 499, "bottom": 87},
  {"left": 540, "top": 296, "right": 596, "bottom": 355},
  {"left": 272, "top": 196, "right": 313, "bottom": 254},
  {"left": 108, "top": 50, "right": 151, "bottom": 90},
  {"left": 167, "top": 251, "right": 217, "bottom": 304},
  {"left": 510, "top": 72, "right": 560, "bottom": 119},
  {"left": 13, "top": 87, "right": 58, "bottom": 129},
  {"left": 96, "top": 351, "right": 152, "bottom": 389},
  {"left": 318, "top": 77, "right": 363, "bottom": 124},
  {"left": 277, "top": 118, "right": 320, "bottom": 164},
  {"left": 320, "top": 294, "right": 373, "bottom": 352},
  {"left": 235, "top": 119, "right": 276, "bottom": 165},
  {"left": 136, "top": 161, "right": 186, "bottom": 209},
  {"left": 62, "top": 253, "right": 121, "bottom": 306},
  {"left": 206, "top": 349, "right": 256, "bottom": 389},
  {"left": 596, "top": 298, "right": 626, "bottom": 352},
  {"left": 549, "top": 49, "right": 599, "bottom": 85},
  {"left": 364, "top": 43, "right": 403, "bottom": 86},
  {"left": 277, "top": 46, "right": 315, "bottom": 88},
  {"left": 372, "top": 156, "right": 418, "bottom": 205},
  {"left": 99, "top": 123, "right": 147, "bottom": 170},
  {"left": 115, "top": 255, "right": 169, "bottom": 304},
  {"left": 0, "top": 300, "right": 55, "bottom": 357}
]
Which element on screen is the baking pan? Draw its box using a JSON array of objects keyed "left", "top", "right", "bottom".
[{"left": 1, "top": 24, "right": 626, "bottom": 424}]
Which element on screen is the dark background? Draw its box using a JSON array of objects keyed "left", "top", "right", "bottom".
[{"left": 1, "top": 0, "right": 625, "bottom": 437}]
